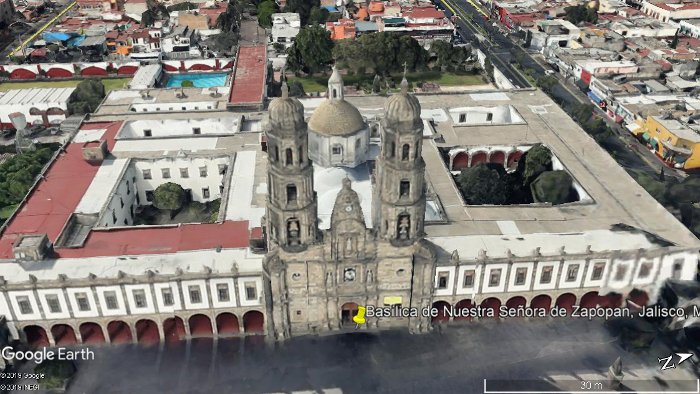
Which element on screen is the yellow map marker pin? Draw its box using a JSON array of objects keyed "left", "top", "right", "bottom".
[{"left": 353, "top": 306, "right": 367, "bottom": 329}]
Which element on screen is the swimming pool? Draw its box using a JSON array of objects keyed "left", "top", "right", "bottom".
[{"left": 165, "top": 73, "right": 228, "bottom": 88}]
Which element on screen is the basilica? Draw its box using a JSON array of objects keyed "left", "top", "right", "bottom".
[{"left": 263, "top": 68, "right": 437, "bottom": 339}]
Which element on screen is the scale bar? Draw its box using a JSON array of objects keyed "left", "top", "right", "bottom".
[{"left": 483, "top": 379, "right": 700, "bottom": 394}]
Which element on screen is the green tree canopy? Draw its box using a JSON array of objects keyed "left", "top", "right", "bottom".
[
  {"left": 257, "top": 0, "right": 277, "bottom": 27},
  {"left": 522, "top": 144, "right": 552, "bottom": 185},
  {"left": 0, "top": 148, "right": 52, "bottom": 209},
  {"left": 530, "top": 170, "right": 577, "bottom": 204},
  {"left": 289, "top": 80, "right": 305, "bottom": 97},
  {"left": 431, "top": 40, "right": 471, "bottom": 72},
  {"left": 217, "top": 0, "right": 243, "bottom": 32},
  {"left": 564, "top": 4, "right": 598, "bottom": 24},
  {"left": 153, "top": 182, "right": 186, "bottom": 211},
  {"left": 283, "top": 0, "right": 320, "bottom": 24},
  {"left": 67, "top": 79, "right": 106, "bottom": 115},
  {"left": 536, "top": 75, "right": 557, "bottom": 94},
  {"left": 456, "top": 163, "right": 508, "bottom": 205},
  {"left": 666, "top": 176, "right": 700, "bottom": 206},
  {"left": 286, "top": 25, "right": 334, "bottom": 74},
  {"left": 167, "top": 1, "right": 197, "bottom": 11},
  {"left": 308, "top": 6, "right": 330, "bottom": 25},
  {"left": 332, "top": 32, "right": 428, "bottom": 75}
]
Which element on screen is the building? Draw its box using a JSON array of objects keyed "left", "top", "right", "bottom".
[
  {"left": 638, "top": 115, "right": 700, "bottom": 170},
  {"left": 326, "top": 18, "right": 357, "bottom": 40},
  {"left": 0, "top": 88, "right": 75, "bottom": 129},
  {"left": 641, "top": 0, "right": 700, "bottom": 22},
  {"left": 528, "top": 19, "right": 581, "bottom": 51},
  {"left": 161, "top": 25, "right": 200, "bottom": 60},
  {"left": 122, "top": 0, "right": 147, "bottom": 17},
  {"left": 0, "top": 75, "right": 698, "bottom": 346},
  {"left": 271, "top": 13, "right": 301, "bottom": 48}
]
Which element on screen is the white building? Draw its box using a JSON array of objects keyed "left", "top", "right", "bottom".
[
  {"left": 641, "top": 0, "right": 700, "bottom": 22},
  {"left": 529, "top": 19, "right": 581, "bottom": 51},
  {"left": 271, "top": 13, "right": 301, "bottom": 48},
  {"left": 0, "top": 88, "right": 75, "bottom": 128},
  {"left": 161, "top": 25, "right": 200, "bottom": 60}
]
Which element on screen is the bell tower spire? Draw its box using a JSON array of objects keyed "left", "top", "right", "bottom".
[{"left": 327, "top": 65, "right": 344, "bottom": 100}]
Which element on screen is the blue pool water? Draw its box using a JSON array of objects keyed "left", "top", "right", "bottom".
[{"left": 165, "top": 73, "right": 228, "bottom": 88}]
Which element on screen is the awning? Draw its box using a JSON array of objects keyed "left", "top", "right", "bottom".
[
  {"left": 661, "top": 139, "right": 693, "bottom": 155},
  {"left": 650, "top": 138, "right": 659, "bottom": 148},
  {"left": 587, "top": 90, "right": 604, "bottom": 105},
  {"left": 641, "top": 132, "right": 651, "bottom": 141},
  {"left": 625, "top": 123, "right": 641, "bottom": 135}
]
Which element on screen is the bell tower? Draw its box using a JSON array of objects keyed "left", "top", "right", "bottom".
[
  {"left": 374, "top": 76, "right": 426, "bottom": 245},
  {"left": 266, "top": 83, "right": 318, "bottom": 252}
]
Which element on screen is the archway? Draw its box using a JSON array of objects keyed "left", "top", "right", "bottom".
[
  {"left": 453, "top": 299, "right": 473, "bottom": 321},
  {"left": 599, "top": 292, "right": 623, "bottom": 309},
  {"left": 531, "top": 295, "right": 552, "bottom": 310},
  {"left": 135, "top": 319, "right": 159, "bottom": 345},
  {"left": 470, "top": 151, "right": 487, "bottom": 167},
  {"left": 107, "top": 321, "right": 132, "bottom": 344},
  {"left": 555, "top": 293, "right": 576, "bottom": 314},
  {"left": 628, "top": 289, "right": 650, "bottom": 307},
  {"left": 452, "top": 152, "right": 469, "bottom": 170},
  {"left": 79, "top": 322, "right": 105, "bottom": 344},
  {"left": 216, "top": 313, "right": 240, "bottom": 335},
  {"left": 580, "top": 291, "right": 599, "bottom": 308},
  {"left": 505, "top": 296, "right": 526, "bottom": 311},
  {"left": 243, "top": 311, "right": 265, "bottom": 333},
  {"left": 189, "top": 314, "right": 213, "bottom": 337},
  {"left": 432, "top": 300, "right": 451, "bottom": 323},
  {"left": 480, "top": 297, "right": 501, "bottom": 319},
  {"left": 489, "top": 151, "right": 506, "bottom": 166},
  {"left": 51, "top": 324, "right": 77, "bottom": 346},
  {"left": 341, "top": 302, "right": 359, "bottom": 326},
  {"left": 163, "top": 317, "right": 186, "bottom": 343},
  {"left": 507, "top": 150, "right": 524, "bottom": 168},
  {"left": 24, "top": 325, "right": 49, "bottom": 347}
]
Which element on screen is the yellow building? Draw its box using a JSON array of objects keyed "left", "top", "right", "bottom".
[{"left": 640, "top": 115, "right": 700, "bottom": 170}]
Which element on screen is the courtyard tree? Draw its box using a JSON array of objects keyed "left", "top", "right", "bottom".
[
  {"left": 308, "top": 6, "right": 330, "bottom": 25},
  {"left": 456, "top": 163, "right": 509, "bottom": 205},
  {"left": 257, "top": 0, "right": 277, "bottom": 28},
  {"left": 286, "top": 25, "right": 333, "bottom": 74},
  {"left": 0, "top": 148, "right": 52, "bottom": 212},
  {"left": 530, "top": 170, "right": 576, "bottom": 205},
  {"left": 217, "top": 0, "right": 243, "bottom": 33},
  {"left": 564, "top": 4, "right": 597, "bottom": 25},
  {"left": 67, "top": 79, "right": 106, "bottom": 115},
  {"left": 153, "top": 182, "right": 186, "bottom": 218},
  {"left": 521, "top": 144, "right": 553, "bottom": 185}
]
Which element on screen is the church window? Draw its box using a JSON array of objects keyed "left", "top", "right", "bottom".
[
  {"left": 486, "top": 113, "right": 493, "bottom": 122},
  {"left": 415, "top": 141, "right": 419, "bottom": 159},
  {"left": 437, "top": 272, "right": 449, "bottom": 289},
  {"left": 614, "top": 265, "right": 627, "bottom": 281},
  {"left": 540, "top": 266, "right": 553, "bottom": 284},
  {"left": 355, "top": 138, "right": 361, "bottom": 150},
  {"left": 291, "top": 273, "right": 301, "bottom": 281},
  {"left": 400, "top": 180, "right": 410, "bottom": 197},
  {"left": 332, "top": 89, "right": 338, "bottom": 98},
  {"left": 515, "top": 268, "right": 527, "bottom": 285},
  {"left": 489, "top": 269, "right": 502, "bottom": 287},
  {"left": 298, "top": 145, "right": 304, "bottom": 164},
  {"left": 286, "top": 184, "right": 297, "bottom": 203},
  {"left": 566, "top": 264, "right": 579, "bottom": 282},
  {"left": 332, "top": 144, "right": 343, "bottom": 155},
  {"left": 285, "top": 148, "right": 293, "bottom": 165},
  {"left": 402, "top": 144, "right": 410, "bottom": 160},
  {"left": 638, "top": 262, "right": 652, "bottom": 278},
  {"left": 463, "top": 270, "right": 475, "bottom": 287},
  {"left": 397, "top": 214, "right": 410, "bottom": 240},
  {"left": 390, "top": 141, "right": 396, "bottom": 158},
  {"left": 591, "top": 262, "right": 605, "bottom": 280},
  {"left": 459, "top": 113, "right": 466, "bottom": 123},
  {"left": 274, "top": 146, "right": 279, "bottom": 162},
  {"left": 286, "top": 218, "right": 300, "bottom": 245}
]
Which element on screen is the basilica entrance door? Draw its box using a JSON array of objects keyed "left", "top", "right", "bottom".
[{"left": 341, "top": 302, "right": 359, "bottom": 325}]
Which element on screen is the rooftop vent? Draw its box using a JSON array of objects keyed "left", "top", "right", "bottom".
[
  {"left": 81, "top": 140, "right": 108, "bottom": 162},
  {"left": 13, "top": 233, "right": 52, "bottom": 261}
]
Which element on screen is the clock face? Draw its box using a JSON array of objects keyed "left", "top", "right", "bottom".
[
  {"left": 345, "top": 205, "right": 353, "bottom": 212},
  {"left": 344, "top": 268, "right": 356, "bottom": 282}
]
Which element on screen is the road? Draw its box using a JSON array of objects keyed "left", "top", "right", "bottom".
[{"left": 7, "top": 319, "right": 690, "bottom": 393}]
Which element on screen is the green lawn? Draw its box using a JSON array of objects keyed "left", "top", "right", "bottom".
[
  {"left": 289, "top": 71, "right": 485, "bottom": 93},
  {"left": 0, "top": 78, "right": 131, "bottom": 93}
]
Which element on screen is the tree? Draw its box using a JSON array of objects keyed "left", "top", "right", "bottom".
[
  {"left": 153, "top": 182, "right": 186, "bottom": 218},
  {"left": 665, "top": 176, "right": 700, "bottom": 206},
  {"left": 536, "top": 75, "right": 558, "bottom": 94},
  {"left": 484, "top": 58, "right": 494, "bottom": 81},
  {"left": 206, "top": 30, "right": 239, "bottom": 54},
  {"left": 257, "top": 0, "right": 277, "bottom": 28},
  {"left": 181, "top": 80, "right": 194, "bottom": 87},
  {"left": 287, "top": 25, "right": 333, "bottom": 74},
  {"left": 141, "top": 10, "right": 155, "bottom": 27},
  {"left": 217, "top": 0, "right": 243, "bottom": 32},
  {"left": 332, "top": 32, "right": 428, "bottom": 75},
  {"left": 167, "top": 1, "right": 197, "bottom": 11},
  {"left": 289, "top": 80, "right": 305, "bottom": 97},
  {"left": 283, "top": 0, "right": 320, "bottom": 25},
  {"left": 670, "top": 30, "right": 679, "bottom": 49},
  {"left": 570, "top": 103, "right": 594, "bottom": 124},
  {"left": 308, "top": 6, "right": 330, "bottom": 25},
  {"left": 530, "top": 170, "right": 576, "bottom": 204},
  {"left": 0, "top": 148, "right": 52, "bottom": 210},
  {"left": 67, "top": 79, "right": 106, "bottom": 115},
  {"left": 372, "top": 74, "right": 381, "bottom": 94},
  {"left": 522, "top": 144, "right": 552, "bottom": 185},
  {"left": 285, "top": 43, "right": 305, "bottom": 73},
  {"left": 456, "top": 164, "right": 508, "bottom": 205},
  {"left": 564, "top": 4, "right": 597, "bottom": 25}
]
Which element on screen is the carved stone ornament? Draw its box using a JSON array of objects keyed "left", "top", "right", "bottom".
[{"left": 451, "top": 249, "right": 459, "bottom": 262}]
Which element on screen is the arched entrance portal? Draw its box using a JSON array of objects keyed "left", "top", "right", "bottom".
[
  {"left": 79, "top": 322, "right": 105, "bottom": 344},
  {"left": 628, "top": 289, "right": 650, "bottom": 307},
  {"left": 531, "top": 295, "right": 552, "bottom": 310},
  {"left": 189, "top": 314, "right": 213, "bottom": 337},
  {"left": 480, "top": 297, "right": 501, "bottom": 319},
  {"left": 107, "top": 321, "right": 132, "bottom": 344},
  {"left": 489, "top": 151, "right": 506, "bottom": 166},
  {"left": 555, "top": 293, "right": 576, "bottom": 314},
  {"left": 506, "top": 296, "right": 526, "bottom": 310},
  {"left": 580, "top": 291, "right": 599, "bottom": 308},
  {"left": 135, "top": 319, "right": 159, "bottom": 345},
  {"left": 216, "top": 313, "right": 240, "bottom": 335},
  {"left": 470, "top": 152, "right": 487, "bottom": 167},
  {"left": 51, "top": 324, "right": 77, "bottom": 346},
  {"left": 163, "top": 317, "right": 186, "bottom": 343},
  {"left": 432, "top": 300, "right": 451, "bottom": 323},
  {"left": 599, "top": 292, "right": 623, "bottom": 309},
  {"left": 243, "top": 311, "right": 265, "bottom": 333},
  {"left": 341, "top": 302, "right": 359, "bottom": 326},
  {"left": 452, "top": 152, "right": 468, "bottom": 170},
  {"left": 453, "top": 299, "right": 473, "bottom": 321},
  {"left": 24, "top": 325, "right": 49, "bottom": 347}
]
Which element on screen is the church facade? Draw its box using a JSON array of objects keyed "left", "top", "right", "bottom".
[{"left": 263, "top": 69, "right": 437, "bottom": 340}]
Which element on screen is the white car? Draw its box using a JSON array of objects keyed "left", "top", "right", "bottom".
[{"left": 544, "top": 70, "right": 556, "bottom": 76}]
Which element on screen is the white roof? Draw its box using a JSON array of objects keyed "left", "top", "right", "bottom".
[
  {"left": 315, "top": 163, "right": 374, "bottom": 229},
  {"left": 429, "top": 230, "right": 658, "bottom": 260},
  {"left": 128, "top": 64, "right": 162, "bottom": 90},
  {"left": 224, "top": 150, "right": 264, "bottom": 228},
  {"left": 75, "top": 158, "right": 130, "bottom": 215},
  {"left": 0, "top": 87, "right": 75, "bottom": 106}
]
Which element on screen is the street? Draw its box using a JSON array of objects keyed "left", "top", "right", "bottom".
[{"left": 26, "top": 319, "right": 692, "bottom": 393}]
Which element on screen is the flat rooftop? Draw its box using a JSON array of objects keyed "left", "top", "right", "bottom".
[{"left": 228, "top": 45, "right": 267, "bottom": 108}]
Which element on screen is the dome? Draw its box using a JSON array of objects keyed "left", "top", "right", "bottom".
[
  {"left": 308, "top": 99, "right": 366, "bottom": 136},
  {"left": 384, "top": 79, "right": 422, "bottom": 129},
  {"left": 268, "top": 94, "right": 305, "bottom": 133}
]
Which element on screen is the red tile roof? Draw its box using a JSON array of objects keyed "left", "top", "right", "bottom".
[
  {"left": 228, "top": 45, "right": 266, "bottom": 106},
  {"left": 405, "top": 6, "right": 445, "bottom": 19},
  {"left": 0, "top": 121, "right": 252, "bottom": 259}
]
